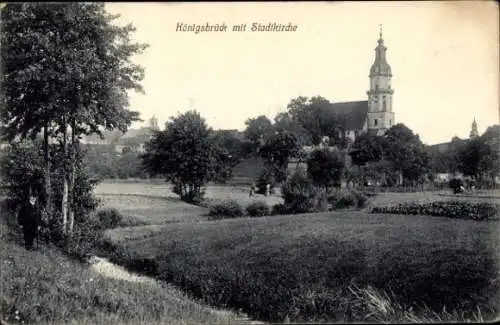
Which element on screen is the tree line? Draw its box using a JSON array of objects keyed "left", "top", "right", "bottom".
[{"left": 0, "top": 3, "right": 146, "bottom": 239}]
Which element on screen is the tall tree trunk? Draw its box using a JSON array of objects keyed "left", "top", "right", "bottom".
[
  {"left": 68, "top": 122, "right": 77, "bottom": 235},
  {"left": 43, "top": 123, "right": 52, "bottom": 218},
  {"left": 62, "top": 124, "right": 68, "bottom": 235}
]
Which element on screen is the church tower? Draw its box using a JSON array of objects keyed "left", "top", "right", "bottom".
[
  {"left": 148, "top": 115, "right": 159, "bottom": 131},
  {"left": 366, "top": 26, "right": 395, "bottom": 135},
  {"left": 469, "top": 118, "right": 479, "bottom": 138}
]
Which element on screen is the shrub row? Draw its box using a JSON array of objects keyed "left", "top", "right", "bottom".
[
  {"left": 328, "top": 189, "right": 368, "bottom": 210},
  {"left": 208, "top": 200, "right": 271, "bottom": 219},
  {"left": 371, "top": 201, "right": 499, "bottom": 221}
]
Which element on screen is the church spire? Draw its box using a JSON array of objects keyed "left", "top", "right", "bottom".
[
  {"left": 469, "top": 117, "right": 479, "bottom": 138},
  {"left": 370, "top": 24, "right": 391, "bottom": 77}
]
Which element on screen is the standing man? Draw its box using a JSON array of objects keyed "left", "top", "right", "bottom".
[{"left": 18, "top": 191, "right": 41, "bottom": 250}]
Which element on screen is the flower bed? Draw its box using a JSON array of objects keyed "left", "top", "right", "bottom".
[{"left": 371, "top": 200, "right": 499, "bottom": 221}]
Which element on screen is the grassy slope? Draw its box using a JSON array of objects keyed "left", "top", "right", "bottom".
[
  {"left": 105, "top": 211, "right": 500, "bottom": 323},
  {"left": 0, "top": 212, "right": 240, "bottom": 325},
  {"left": 98, "top": 194, "right": 209, "bottom": 226}
]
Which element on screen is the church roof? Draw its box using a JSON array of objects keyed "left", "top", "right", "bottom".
[{"left": 330, "top": 101, "right": 368, "bottom": 130}]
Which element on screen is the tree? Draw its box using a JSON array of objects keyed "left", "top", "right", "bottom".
[
  {"left": 286, "top": 96, "right": 347, "bottom": 147},
  {"left": 458, "top": 136, "right": 497, "bottom": 184},
  {"left": 273, "top": 111, "right": 310, "bottom": 146},
  {"left": 259, "top": 130, "right": 300, "bottom": 183},
  {"left": 243, "top": 115, "right": 274, "bottom": 149},
  {"left": 0, "top": 139, "right": 99, "bottom": 244},
  {"left": 142, "top": 110, "right": 224, "bottom": 202},
  {"left": 307, "top": 148, "right": 345, "bottom": 188},
  {"left": 350, "top": 132, "right": 384, "bottom": 166},
  {"left": 383, "top": 124, "right": 431, "bottom": 185},
  {"left": 1, "top": 3, "right": 146, "bottom": 235},
  {"left": 481, "top": 124, "right": 500, "bottom": 181},
  {"left": 446, "top": 136, "right": 467, "bottom": 174}
]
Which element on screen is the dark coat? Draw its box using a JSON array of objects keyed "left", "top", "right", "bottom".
[{"left": 18, "top": 202, "right": 41, "bottom": 230}]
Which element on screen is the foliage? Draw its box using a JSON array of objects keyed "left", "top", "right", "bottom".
[
  {"left": 273, "top": 111, "right": 311, "bottom": 146},
  {"left": 383, "top": 124, "right": 431, "bottom": 184},
  {"left": 280, "top": 170, "right": 328, "bottom": 214},
  {"left": 307, "top": 148, "right": 345, "bottom": 188},
  {"left": 83, "top": 144, "right": 148, "bottom": 180},
  {"left": 243, "top": 115, "right": 274, "bottom": 148},
  {"left": 458, "top": 135, "right": 499, "bottom": 183},
  {"left": 0, "top": 140, "right": 100, "bottom": 245},
  {"left": 328, "top": 189, "right": 368, "bottom": 210},
  {"left": 97, "top": 208, "right": 123, "bottom": 229},
  {"left": 0, "top": 3, "right": 145, "bottom": 141},
  {"left": 246, "top": 201, "right": 271, "bottom": 217},
  {"left": 286, "top": 96, "right": 347, "bottom": 146},
  {"left": 142, "top": 111, "right": 229, "bottom": 203},
  {"left": 271, "top": 203, "right": 290, "bottom": 215},
  {"left": 211, "top": 129, "right": 250, "bottom": 165},
  {"left": 208, "top": 200, "right": 244, "bottom": 219},
  {"left": 372, "top": 201, "right": 499, "bottom": 221},
  {"left": 0, "top": 140, "right": 45, "bottom": 205},
  {"left": 1, "top": 2, "right": 146, "bottom": 237},
  {"left": 350, "top": 133, "right": 384, "bottom": 166},
  {"left": 259, "top": 130, "right": 300, "bottom": 183},
  {"left": 344, "top": 160, "right": 399, "bottom": 188}
]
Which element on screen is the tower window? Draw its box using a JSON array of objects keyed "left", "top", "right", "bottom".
[
  {"left": 382, "top": 96, "right": 386, "bottom": 111},
  {"left": 375, "top": 85, "right": 379, "bottom": 91},
  {"left": 389, "top": 119, "right": 392, "bottom": 126},
  {"left": 374, "top": 119, "right": 378, "bottom": 127}
]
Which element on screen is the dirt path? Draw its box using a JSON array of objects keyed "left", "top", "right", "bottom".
[{"left": 89, "top": 256, "right": 265, "bottom": 325}]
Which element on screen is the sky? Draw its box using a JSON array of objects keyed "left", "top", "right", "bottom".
[{"left": 105, "top": 1, "right": 499, "bottom": 145}]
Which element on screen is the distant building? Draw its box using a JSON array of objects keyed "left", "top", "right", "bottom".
[
  {"left": 429, "top": 118, "right": 481, "bottom": 153},
  {"left": 331, "top": 27, "right": 395, "bottom": 143},
  {"left": 469, "top": 118, "right": 479, "bottom": 138},
  {"left": 148, "top": 115, "right": 160, "bottom": 131}
]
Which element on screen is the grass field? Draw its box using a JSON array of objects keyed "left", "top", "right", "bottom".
[
  {"left": 92, "top": 181, "right": 500, "bottom": 322},
  {"left": 0, "top": 219, "right": 244, "bottom": 325},
  {"left": 95, "top": 181, "right": 283, "bottom": 227},
  {"left": 103, "top": 212, "right": 500, "bottom": 323},
  {"left": 97, "top": 194, "right": 209, "bottom": 226}
]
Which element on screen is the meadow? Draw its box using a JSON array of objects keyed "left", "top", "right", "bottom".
[
  {"left": 0, "top": 213, "right": 245, "bottom": 325},
  {"left": 97, "top": 181, "right": 500, "bottom": 323}
]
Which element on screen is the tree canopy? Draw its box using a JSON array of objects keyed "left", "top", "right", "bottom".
[{"left": 142, "top": 110, "right": 229, "bottom": 202}]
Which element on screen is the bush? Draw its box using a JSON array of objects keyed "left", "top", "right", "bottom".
[
  {"left": 307, "top": 148, "right": 345, "bottom": 188},
  {"left": 372, "top": 201, "right": 499, "bottom": 221},
  {"left": 281, "top": 171, "right": 328, "bottom": 214},
  {"left": 209, "top": 200, "right": 244, "bottom": 219},
  {"left": 271, "top": 203, "right": 290, "bottom": 215},
  {"left": 97, "top": 208, "right": 123, "bottom": 229},
  {"left": 246, "top": 201, "right": 270, "bottom": 217},
  {"left": 63, "top": 217, "right": 104, "bottom": 262},
  {"left": 329, "top": 190, "right": 368, "bottom": 210}
]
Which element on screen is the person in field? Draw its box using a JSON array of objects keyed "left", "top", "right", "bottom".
[
  {"left": 249, "top": 183, "right": 255, "bottom": 197},
  {"left": 18, "top": 192, "right": 42, "bottom": 250}
]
